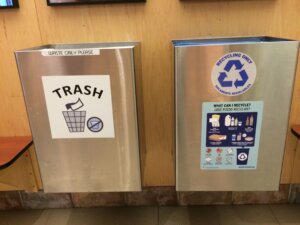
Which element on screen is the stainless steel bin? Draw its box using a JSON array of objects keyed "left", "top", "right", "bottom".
[
  {"left": 15, "top": 43, "right": 142, "bottom": 192},
  {"left": 174, "top": 37, "right": 299, "bottom": 191}
]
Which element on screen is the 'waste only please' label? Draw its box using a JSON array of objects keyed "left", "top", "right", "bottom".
[{"left": 41, "top": 49, "right": 100, "bottom": 56}]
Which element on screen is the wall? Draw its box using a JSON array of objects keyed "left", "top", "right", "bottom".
[{"left": 1, "top": 0, "right": 300, "bottom": 187}]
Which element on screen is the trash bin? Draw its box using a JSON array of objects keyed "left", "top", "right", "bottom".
[
  {"left": 174, "top": 37, "right": 299, "bottom": 191},
  {"left": 15, "top": 43, "right": 142, "bottom": 192}
]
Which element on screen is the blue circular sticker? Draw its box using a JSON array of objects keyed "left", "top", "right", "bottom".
[
  {"left": 211, "top": 52, "right": 257, "bottom": 96},
  {"left": 87, "top": 117, "right": 104, "bottom": 133}
]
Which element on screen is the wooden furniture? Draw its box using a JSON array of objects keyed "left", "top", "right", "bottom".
[
  {"left": 291, "top": 125, "right": 300, "bottom": 139},
  {"left": 290, "top": 126, "right": 300, "bottom": 183},
  {"left": 0, "top": 136, "right": 42, "bottom": 191},
  {"left": 0, "top": 136, "right": 32, "bottom": 169}
]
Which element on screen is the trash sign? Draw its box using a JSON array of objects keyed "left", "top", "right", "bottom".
[
  {"left": 42, "top": 75, "right": 115, "bottom": 139},
  {"left": 211, "top": 52, "right": 257, "bottom": 96},
  {"left": 201, "top": 101, "right": 263, "bottom": 170}
]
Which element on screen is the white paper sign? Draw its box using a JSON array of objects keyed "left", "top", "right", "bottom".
[
  {"left": 42, "top": 75, "right": 115, "bottom": 139},
  {"left": 41, "top": 49, "right": 100, "bottom": 56}
]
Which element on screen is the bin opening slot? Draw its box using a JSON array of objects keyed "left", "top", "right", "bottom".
[{"left": 173, "top": 36, "right": 296, "bottom": 47}]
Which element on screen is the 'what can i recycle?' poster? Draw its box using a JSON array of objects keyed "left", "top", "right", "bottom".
[{"left": 201, "top": 101, "right": 263, "bottom": 170}]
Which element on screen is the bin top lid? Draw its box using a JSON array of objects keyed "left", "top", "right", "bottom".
[
  {"left": 15, "top": 42, "right": 139, "bottom": 52},
  {"left": 173, "top": 36, "right": 298, "bottom": 47}
]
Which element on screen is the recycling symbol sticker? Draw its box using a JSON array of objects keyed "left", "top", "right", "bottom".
[
  {"left": 238, "top": 153, "right": 248, "bottom": 161},
  {"left": 211, "top": 52, "right": 257, "bottom": 96}
]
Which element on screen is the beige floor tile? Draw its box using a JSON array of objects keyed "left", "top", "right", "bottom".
[
  {"left": 270, "top": 204, "right": 300, "bottom": 225},
  {"left": 159, "top": 206, "right": 220, "bottom": 225},
  {"left": 1, "top": 205, "right": 299, "bottom": 225},
  {"left": 0, "top": 209, "right": 73, "bottom": 225},
  {"left": 0, "top": 210, "right": 46, "bottom": 225},
  {"left": 0, "top": 207, "right": 157, "bottom": 225},
  {"left": 64, "top": 207, "right": 157, "bottom": 225},
  {"left": 40, "top": 209, "right": 73, "bottom": 225},
  {"left": 216, "top": 205, "right": 279, "bottom": 225}
]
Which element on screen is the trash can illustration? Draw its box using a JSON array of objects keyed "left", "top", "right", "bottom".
[
  {"left": 15, "top": 43, "right": 142, "bottom": 192},
  {"left": 63, "top": 98, "right": 86, "bottom": 132},
  {"left": 174, "top": 37, "right": 299, "bottom": 191}
]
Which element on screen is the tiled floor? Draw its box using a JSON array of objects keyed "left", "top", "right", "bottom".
[{"left": 0, "top": 205, "right": 299, "bottom": 225}]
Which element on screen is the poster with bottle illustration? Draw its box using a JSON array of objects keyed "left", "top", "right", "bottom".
[{"left": 201, "top": 101, "right": 263, "bottom": 170}]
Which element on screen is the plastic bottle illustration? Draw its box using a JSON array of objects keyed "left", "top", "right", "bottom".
[
  {"left": 231, "top": 117, "right": 235, "bottom": 126},
  {"left": 237, "top": 133, "right": 242, "bottom": 141},
  {"left": 225, "top": 115, "right": 231, "bottom": 127},
  {"left": 246, "top": 116, "right": 249, "bottom": 126},
  {"left": 235, "top": 118, "right": 238, "bottom": 126},
  {"left": 250, "top": 115, "right": 254, "bottom": 126}
]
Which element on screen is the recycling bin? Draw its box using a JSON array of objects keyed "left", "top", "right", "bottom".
[
  {"left": 174, "top": 37, "right": 299, "bottom": 191},
  {"left": 15, "top": 42, "right": 142, "bottom": 192}
]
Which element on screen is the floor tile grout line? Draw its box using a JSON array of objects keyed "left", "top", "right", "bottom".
[
  {"left": 157, "top": 206, "right": 160, "bottom": 225},
  {"left": 268, "top": 205, "right": 282, "bottom": 225}
]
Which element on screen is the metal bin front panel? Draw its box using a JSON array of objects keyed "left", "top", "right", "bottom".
[
  {"left": 16, "top": 43, "right": 141, "bottom": 192},
  {"left": 174, "top": 37, "right": 299, "bottom": 191}
]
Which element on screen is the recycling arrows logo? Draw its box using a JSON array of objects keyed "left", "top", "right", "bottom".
[
  {"left": 211, "top": 52, "right": 257, "bottom": 96},
  {"left": 218, "top": 60, "right": 248, "bottom": 88}
]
